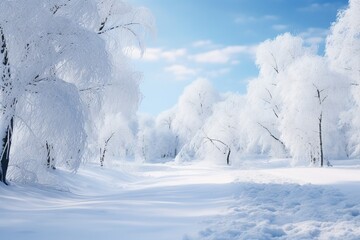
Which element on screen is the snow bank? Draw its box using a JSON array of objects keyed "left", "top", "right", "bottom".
[{"left": 1, "top": 161, "right": 360, "bottom": 240}]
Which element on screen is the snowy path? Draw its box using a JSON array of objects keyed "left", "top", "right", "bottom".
[{"left": 1, "top": 161, "right": 360, "bottom": 240}]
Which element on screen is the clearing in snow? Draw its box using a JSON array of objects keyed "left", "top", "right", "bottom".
[{"left": 1, "top": 159, "right": 360, "bottom": 240}]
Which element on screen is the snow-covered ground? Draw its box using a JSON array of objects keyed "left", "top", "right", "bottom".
[{"left": 1, "top": 159, "right": 360, "bottom": 240}]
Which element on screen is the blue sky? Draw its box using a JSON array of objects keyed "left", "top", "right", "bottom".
[{"left": 130, "top": 0, "right": 348, "bottom": 115}]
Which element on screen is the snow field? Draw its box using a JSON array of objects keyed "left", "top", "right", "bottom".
[
  {"left": 1, "top": 160, "right": 360, "bottom": 240},
  {"left": 0, "top": 163, "right": 235, "bottom": 240},
  {"left": 191, "top": 182, "right": 360, "bottom": 239},
  {"left": 189, "top": 160, "right": 360, "bottom": 239}
]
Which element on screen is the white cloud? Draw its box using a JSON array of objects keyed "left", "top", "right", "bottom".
[
  {"left": 272, "top": 24, "right": 288, "bottom": 31},
  {"left": 190, "top": 45, "right": 255, "bottom": 64},
  {"left": 128, "top": 47, "right": 187, "bottom": 62},
  {"left": 162, "top": 49, "right": 187, "bottom": 61},
  {"left": 192, "top": 40, "right": 214, "bottom": 48},
  {"left": 207, "top": 68, "right": 231, "bottom": 78},
  {"left": 234, "top": 15, "right": 257, "bottom": 24},
  {"left": 298, "top": 2, "right": 338, "bottom": 12},
  {"left": 192, "top": 40, "right": 223, "bottom": 50},
  {"left": 299, "top": 27, "right": 329, "bottom": 46},
  {"left": 165, "top": 64, "right": 198, "bottom": 80},
  {"left": 263, "top": 15, "right": 279, "bottom": 21},
  {"left": 142, "top": 48, "right": 163, "bottom": 61},
  {"left": 235, "top": 14, "right": 279, "bottom": 24},
  {"left": 231, "top": 60, "right": 241, "bottom": 65}
]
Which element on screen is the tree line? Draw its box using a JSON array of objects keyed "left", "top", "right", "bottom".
[
  {"left": 135, "top": 0, "right": 359, "bottom": 167},
  {"left": 0, "top": 0, "right": 359, "bottom": 185}
]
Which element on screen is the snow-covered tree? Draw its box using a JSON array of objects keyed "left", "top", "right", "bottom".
[
  {"left": 173, "top": 78, "right": 220, "bottom": 162},
  {"left": 242, "top": 33, "right": 314, "bottom": 158},
  {"left": 155, "top": 109, "right": 179, "bottom": 159},
  {"left": 278, "top": 55, "right": 349, "bottom": 166},
  {"left": 326, "top": 0, "right": 360, "bottom": 82},
  {"left": 191, "top": 93, "right": 246, "bottom": 165},
  {"left": 132, "top": 79, "right": 221, "bottom": 163},
  {"left": 0, "top": 0, "right": 100, "bottom": 184},
  {"left": 85, "top": 0, "right": 154, "bottom": 165},
  {"left": 173, "top": 78, "right": 219, "bottom": 144},
  {"left": 0, "top": 0, "right": 153, "bottom": 184},
  {"left": 135, "top": 112, "right": 178, "bottom": 162},
  {"left": 9, "top": 78, "right": 86, "bottom": 182},
  {"left": 326, "top": 0, "right": 360, "bottom": 157}
]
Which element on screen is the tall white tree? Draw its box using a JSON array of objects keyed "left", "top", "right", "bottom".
[
  {"left": 173, "top": 79, "right": 219, "bottom": 143},
  {"left": 278, "top": 55, "right": 349, "bottom": 166},
  {"left": 173, "top": 78, "right": 220, "bottom": 162},
  {"left": 87, "top": 0, "right": 154, "bottom": 166},
  {"left": 326, "top": 0, "right": 360, "bottom": 82},
  {"left": 242, "top": 33, "right": 314, "bottom": 157},
  {"left": 192, "top": 93, "right": 246, "bottom": 165},
  {"left": 135, "top": 111, "right": 178, "bottom": 162},
  {"left": 0, "top": 0, "right": 102, "bottom": 184},
  {"left": 326, "top": 0, "right": 360, "bottom": 157},
  {"left": 0, "top": 0, "right": 153, "bottom": 184}
]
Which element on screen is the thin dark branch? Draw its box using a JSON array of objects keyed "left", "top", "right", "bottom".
[
  {"left": 203, "top": 134, "right": 231, "bottom": 165},
  {"left": 206, "top": 137, "right": 229, "bottom": 151},
  {"left": 105, "top": 133, "right": 115, "bottom": 145},
  {"left": 99, "top": 17, "right": 108, "bottom": 32},
  {"left": 257, "top": 122, "right": 286, "bottom": 148},
  {"left": 100, "top": 133, "right": 115, "bottom": 167},
  {"left": 265, "top": 88, "right": 273, "bottom": 100},
  {"left": 79, "top": 83, "right": 112, "bottom": 92},
  {"left": 51, "top": 0, "right": 71, "bottom": 15},
  {"left": 98, "top": 23, "right": 143, "bottom": 50},
  {"left": 98, "top": 22, "right": 140, "bottom": 34},
  {"left": 313, "top": 84, "right": 328, "bottom": 105},
  {"left": 321, "top": 95, "right": 328, "bottom": 103},
  {"left": 261, "top": 98, "right": 271, "bottom": 105},
  {"left": 272, "top": 109, "right": 279, "bottom": 119},
  {"left": 270, "top": 52, "right": 279, "bottom": 74}
]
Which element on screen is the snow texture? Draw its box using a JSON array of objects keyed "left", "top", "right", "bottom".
[{"left": 1, "top": 160, "right": 360, "bottom": 240}]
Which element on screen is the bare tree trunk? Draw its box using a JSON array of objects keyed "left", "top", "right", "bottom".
[
  {"left": 0, "top": 116, "right": 13, "bottom": 185},
  {"left": 313, "top": 84, "right": 327, "bottom": 167},
  {"left": 319, "top": 112, "right": 324, "bottom": 167},
  {"left": 0, "top": 26, "right": 13, "bottom": 185},
  {"left": 226, "top": 148, "right": 231, "bottom": 165},
  {"left": 204, "top": 136, "right": 231, "bottom": 165},
  {"left": 46, "top": 142, "right": 56, "bottom": 170},
  {"left": 100, "top": 133, "right": 114, "bottom": 167},
  {"left": 174, "top": 135, "right": 178, "bottom": 157}
]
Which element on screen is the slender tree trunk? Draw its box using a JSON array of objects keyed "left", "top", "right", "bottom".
[
  {"left": 0, "top": 26, "right": 13, "bottom": 184},
  {"left": 226, "top": 148, "right": 231, "bottom": 165},
  {"left": 100, "top": 133, "right": 114, "bottom": 167},
  {"left": 319, "top": 112, "right": 324, "bottom": 167},
  {"left": 46, "top": 142, "right": 56, "bottom": 170},
  {"left": 205, "top": 136, "right": 231, "bottom": 165},
  {"left": 314, "top": 85, "right": 326, "bottom": 167},
  {"left": 0, "top": 116, "right": 13, "bottom": 184},
  {"left": 174, "top": 135, "right": 178, "bottom": 157}
]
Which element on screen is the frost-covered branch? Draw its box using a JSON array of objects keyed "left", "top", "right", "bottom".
[
  {"left": 270, "top": 52, "right": 279, "bottom": 74},
  {"left": 257, "top": 122, "right": 286, "bottom": 149},
  {"left": 313, "top": 84, "right": 328, "bottom": 167},
  {"left": 79, "top": 83, "right": 112, "bottom": 92},
  {"left": 100, "top": 133, "right": 115, "bottom": 167},
  {"left": 51, "top": 0, "right": 71, "bottom": 15},
  {"left": 203, "top": 133, "right": 231, "bottom": 165},
  {"left": 99, "top": 23, "right": 142, "bottom": 48}
]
